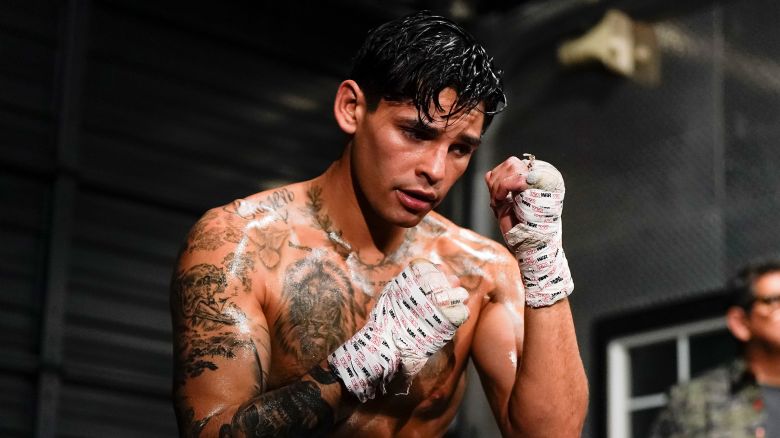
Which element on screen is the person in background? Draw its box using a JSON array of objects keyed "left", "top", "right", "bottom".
[{"left": 650, "top": 258, "right": 780, "bottom": 438}]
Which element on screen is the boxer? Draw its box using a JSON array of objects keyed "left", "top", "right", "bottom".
[{"left": 171, "top": 11, "right": 588, "bottom": 437}]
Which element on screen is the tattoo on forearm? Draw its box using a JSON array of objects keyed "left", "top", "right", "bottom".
[
  {"left": 226, "top": 379, "right": 335, "bottom": 438},
  {"left": 176, "top": 339, "right": 270, "bottom": 435},
  {"left": 308, "top": 363, "right": 338, "bottom": 385}
]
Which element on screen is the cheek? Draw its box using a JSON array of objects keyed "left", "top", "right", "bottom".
[
  {"left": 356, "top": 131, "right": 403, "bottom": 170},
  {"left": 441, "top": 160, "right": 470, "bottom": 188}
]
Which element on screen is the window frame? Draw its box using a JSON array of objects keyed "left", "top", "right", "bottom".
[
  {"left": 607, "top": 316, "right": 727, "bottom": 438},
  {"left": 593, "top": 291, "right": 733, "bottom": 438}
]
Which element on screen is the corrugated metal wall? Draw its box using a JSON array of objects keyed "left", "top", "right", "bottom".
[
  {"left": 0, "top": 1, "right": 391, "bottom": 436},
  {"left": 1, "top": 1, "right": 59, "bottom": 436}
]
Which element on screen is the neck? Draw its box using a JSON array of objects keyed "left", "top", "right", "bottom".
[
  {"left": 315, "top": 148, "right": 409, "bottom": 261},
  {"left": 746, "top": 344, "right": 780, "bottom": 386}
]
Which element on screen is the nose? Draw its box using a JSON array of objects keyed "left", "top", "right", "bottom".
[{"left": 418, "top": 145, "right": 447, "bottom": 185}]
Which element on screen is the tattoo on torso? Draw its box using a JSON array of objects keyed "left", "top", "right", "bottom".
[
  {"left": 173, "top": 184, "right": 503, "bottom": 436},
  {"left": 275, "top": 257, "right": 365, "bottom": 368}
]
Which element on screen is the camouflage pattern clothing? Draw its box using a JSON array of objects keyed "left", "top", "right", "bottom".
[{"left": 650, "top": 359, "right": 767, "bottom": 438}]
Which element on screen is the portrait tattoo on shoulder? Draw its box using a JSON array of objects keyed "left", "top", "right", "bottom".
[{"left": 185, "top": 210, "right": 243, "bottom": 254}]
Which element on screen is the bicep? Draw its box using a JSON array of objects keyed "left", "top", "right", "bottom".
[
  {"left": 470, "top": 266, "right": 525, "bottom": 423},
  {"left": 170, "top": 247, "right": 271, "bottom": 431}
]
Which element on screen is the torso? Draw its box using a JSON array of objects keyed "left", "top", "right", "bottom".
[{"left": 203, "top": 181, "right": 512, "bottom": 437}]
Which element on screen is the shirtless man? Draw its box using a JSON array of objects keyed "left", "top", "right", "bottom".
[{"left": 171, "top": 11, "right": 588, "bottom": 437}]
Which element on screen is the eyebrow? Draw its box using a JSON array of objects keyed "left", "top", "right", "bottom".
[{"left": 399, "top": 117, "right": 482, "bottom": 148}]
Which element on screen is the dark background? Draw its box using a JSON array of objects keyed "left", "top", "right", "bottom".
[{"left": 2, "top": 0, "right": 779, "bottom": 436}]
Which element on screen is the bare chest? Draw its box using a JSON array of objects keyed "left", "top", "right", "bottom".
[
  {"left": 264, "top": 243, "right": 418, "bottom": 381},
  {"left": 251, "top": 215, "right": 497, "bottom": 422},
  {"left": 262, "top": 245, "right": 476, "bottom": 406}
]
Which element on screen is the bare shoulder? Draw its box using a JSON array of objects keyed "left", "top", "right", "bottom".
[
  {"left": 170, "top": 186, "right": 312, "bottom": 430},
  {"left": 182, "top": 184, "right": 305, "bottom": 256},
  {"left": 422, "top": 212, "right": 520, "bottom": 298},
  {"left": 174, "top": 184, "right": 311, "bottom": 304}
]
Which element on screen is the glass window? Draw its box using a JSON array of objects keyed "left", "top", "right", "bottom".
[
  {"left": 608, "top": 318, "right": 735, "bottom": 438},
  {"left": 630, "top": 340, "right": 677, "bottom": 396},
  {"left": 632, "top": 407, "right": 663, "bottom": 438},
  {"left": 690, "top": 330, "right": 738, "bottom": 377}
]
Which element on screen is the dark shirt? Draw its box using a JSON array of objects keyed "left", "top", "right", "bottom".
[{"left": 762, "top": 384, "right": 780, "bottom": 438}]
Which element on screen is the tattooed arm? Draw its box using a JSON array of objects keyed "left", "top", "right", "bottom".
[{"left": 170, "top": 209, "right": 352, "bottom": 437}]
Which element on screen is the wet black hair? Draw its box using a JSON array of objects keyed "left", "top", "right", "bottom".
[
  {"left": 350, "top": 10, "right": 506, "bottom": 132},
  {"left": 728, "top": 258, "right": 780, "bottom": 311}
]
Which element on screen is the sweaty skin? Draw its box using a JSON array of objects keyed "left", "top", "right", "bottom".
[
  {"left": 172, "top": 188, "right": 524, "bottom": 437},
  {"left": 171, "top": 85, "right": 586, "bottom": 437}
]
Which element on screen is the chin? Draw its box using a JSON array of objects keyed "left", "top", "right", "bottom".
[
  {"left": 397, "top": 218, "right": 424, "bottom": 228},
  {"left": 390, "top": 210, "right": 427, "bottom": 228}
]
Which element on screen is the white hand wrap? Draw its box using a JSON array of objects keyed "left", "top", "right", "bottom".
[
  {"left": 328, "top": 260, "right": 467, "bottom": 402},
  {"left": 504, "top": 159, "right": 574, "bottom": 308}
]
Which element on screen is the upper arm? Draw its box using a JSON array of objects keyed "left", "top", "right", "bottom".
[
  {"left": 170, "top": 209, "right": 271, "bottom": 434},
  {"left": 469, "top": 253, "right": 525, "bottom": 429}
]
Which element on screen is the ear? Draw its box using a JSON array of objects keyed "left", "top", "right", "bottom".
[
  {"left": 726, "top": 306, "right": 751, "bottom": 342},
  {"left": 333, "top": 80, "right": 365, "bottom": 135}
]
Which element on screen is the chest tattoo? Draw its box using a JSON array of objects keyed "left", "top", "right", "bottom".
[{"left": 276, "top": 258, "right": 366, "bottom": 368}]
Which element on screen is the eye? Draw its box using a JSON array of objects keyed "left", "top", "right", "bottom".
[
  {"left": 401, "top": 126, "right": 433, "bottom": 141},
  {"left": 450, "top": 144, "right": 473, "bottom": 158}
]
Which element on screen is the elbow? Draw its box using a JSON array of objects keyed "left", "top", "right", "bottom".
[
  {"left": 503, "top": 411, "right": 586, "bottom": 438},
  {"left": 503, "top": 380, "right": 589, "bottom": 438},
  {"left": 556, "top": 372, "right": 590, "bottom": 436}
]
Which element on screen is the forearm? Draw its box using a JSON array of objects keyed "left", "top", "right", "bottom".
[
  {"left": 484, "top": 156, "right": 588, "bottom": 436},
  {"left": 505, "top": 299, "right": 588, "bottom": 437},
  {"left": 181, "top": 362, "right": 355, "bottom": 438}
]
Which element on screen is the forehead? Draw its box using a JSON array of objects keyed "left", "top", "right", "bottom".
[
  {"left": 379, "top": 88, "right": 485, "bottom": 131},
  {"left": 753, "top": 271, "right": 780, "bottom": 296}
]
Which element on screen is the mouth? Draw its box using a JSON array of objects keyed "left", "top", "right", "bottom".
[{"left": 397, "top": 189, "right": 437, "bottom": 213}]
